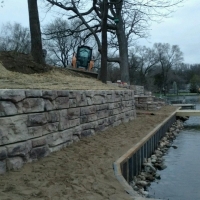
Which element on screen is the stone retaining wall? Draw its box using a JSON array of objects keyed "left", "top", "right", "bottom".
[
  {"left": 0, "top": 89, "right": 136, "bottom": 173},
  {"left": 130, "top": 85, "right": 144, "bottom": 95}
]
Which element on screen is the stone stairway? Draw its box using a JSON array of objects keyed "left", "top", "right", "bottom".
[
  {"left": 134, "top": 95, "right": 166, "bottom": 111},
  {"left": 130, "top": 85, "right": 166, "bottom": 111},
  {"left": 106, "top": 83, "right": 166, "bottom": 111}
]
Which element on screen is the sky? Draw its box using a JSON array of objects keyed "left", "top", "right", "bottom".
[{"left": 0, "top": 0, "right": 199, "bottom": 64}]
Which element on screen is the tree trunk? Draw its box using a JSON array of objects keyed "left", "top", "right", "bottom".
[
  {"left": 28, "top": 0, "right": 45, "bottom": 64},
  {"left": 99, "top": 0, "right": 108, "bottom": 83},
  {"left": 116, "top": 11, "right": 130, "bottom": 84}
]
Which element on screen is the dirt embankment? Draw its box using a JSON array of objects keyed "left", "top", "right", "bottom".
[
  {"left": 0, "top": 51, "right": 120, "bottom": 90},
  {"left": 0, "top": 106, "right": 177, "bottom": 200},
  {"left": 0, "top": 51, "right": 178, "bottom": 199}
]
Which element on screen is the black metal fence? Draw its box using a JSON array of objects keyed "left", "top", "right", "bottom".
[{"left": 121, "top": 114, "right": 176, "bottom": 183}]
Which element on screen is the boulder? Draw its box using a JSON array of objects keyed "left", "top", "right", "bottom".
[
  {"left": 32, "top": 136, "right": 47, "bottom": 148},
  {"left": 44, "top": 99, "right": 55, "bottom": 111},
  {"left": 25, "top": 89, "right": 42, "bottom": 97},
  {"left": 76, "top": 92, "right": 87, "bottom": 106},
  {"left": 0, "top": 101, "right": 18, "bottom": 116},
  {"left": 28, "top": 123, "right": 58, "bottom": 139},
  {"left": 0, "top": 146, "right": 7, "bottom": 160},
  {"left": 68, "top": 108, "right": 80, "bottom": 120},
  {"left": 54, "top": 97, "right": 69, "bottom": 109},
  {"left": 46, "top": 110, "right": 59, "bottom": 123},
  {"left": 17, "top": 98, "right": 45, "bottom": 113},
  {"left": 30, "top": 146, "right": 49, "bottom": 160},
  {"left": 0, "top": 115, "right": 28, "bottom": 145},
  {"left": 69, "top": 99, "right": 77, "bottom": 108},
  {"left": 47, "top": 129, "right": 73, "bottom": 147},
  {"left": 7, "top": 157, "right": 24, "bottom": 171},
  {"left": 6, "top": 140, "right": 32, "bottom": 158},
  {"left": 0, "top": 89, "right": 25, "bottom": 102},
  {"left": 27, "top": 113, "right": 47, "bottom": 127},
  {"left": 0, "top": 160, "right": 6, "bottom": 174},
  {"left": 80, "top": 106, "right": 96, "bottom": 115},
  {"left": 42, "top": 90, "right": 57, "bottom": 100}
]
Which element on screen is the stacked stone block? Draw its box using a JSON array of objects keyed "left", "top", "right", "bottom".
[
  {"left": 0, "top": 89, "right": 136, "bottom": 173},
  {"left": 130, "top": 85, "right": 144, "bottom": 95},
  {"left": 134, "top": 96, "right": 166, "bottom": 111}
]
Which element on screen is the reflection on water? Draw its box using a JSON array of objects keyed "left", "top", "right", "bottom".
[
  {"left": 148, "top": 104, "right": 200, "bottom": 200},
  {"left": 166, "top": 95, "right": 200, "bottom": 104}
]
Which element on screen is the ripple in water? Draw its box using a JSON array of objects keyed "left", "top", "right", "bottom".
[{"left": 148, "top": 104, "right": 200, "bottom": 200}]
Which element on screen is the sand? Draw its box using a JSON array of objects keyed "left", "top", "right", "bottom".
[{"left": 0, "top": 106, "right": 177, "bottom": 200}]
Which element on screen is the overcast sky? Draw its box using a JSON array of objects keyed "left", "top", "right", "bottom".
[{"left": 0, "top": 0, "right": 199, "bottom": 64}]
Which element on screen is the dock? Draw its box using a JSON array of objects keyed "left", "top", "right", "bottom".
[
  {"left": 176, "top": 110, "right": 200, "bottom": 117},
  {"left": 172, "top": 104, "right": 196, "bottom": 109}
]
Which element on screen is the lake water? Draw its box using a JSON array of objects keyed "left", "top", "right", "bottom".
[
  {"left": 148, "top": 104, "right": 200, "bottom": 200},
  {"left": 166, "top": 95, "right": 200, "bottom": 104}
]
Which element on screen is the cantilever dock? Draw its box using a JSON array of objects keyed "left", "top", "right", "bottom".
[
  {"left": 176, "top": 110, "right": 200, "bottom": 117},
  {"left": 173, "top": 103, "right": 200, "bottom": 117},
  {"left": 172, "top": 104, "right": 196, "bottom": 109}
]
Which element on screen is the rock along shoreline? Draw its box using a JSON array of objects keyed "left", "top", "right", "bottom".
[{"left": 130, "top": 119, "right": 184, "bottom": 198}]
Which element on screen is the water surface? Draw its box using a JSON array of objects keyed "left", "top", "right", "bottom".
[{"left": 148, "top": 104, "right": 200, "bottom": 200}]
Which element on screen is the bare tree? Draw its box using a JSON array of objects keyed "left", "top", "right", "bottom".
[
  {"left": 43, "top": 18, "right": 92, "bottom": 67},
  {"left": 107, "top": 62, "right": 121, "bottom": 82},
  {"left": 44, "top": 0, "right": 140, "bottom": 83},
  {"left": 0, "top": 22, "right": 31, "bottom": 53},
  {"left": 153, "top": 43, "right": 183, "bottom": 93},
  {"left": 45, "top": 0, "right": 107, "bottom": 80},
  {"left": 28, "top": 0, "right": 45, "bottom": 64},
  {"left": 45, "top": 0, "right": 184, "bottom": 84},
  {"left": 107, "top": 0, "right": 184, "bottom": 84},
  {"left": 129, "top": 46, "right": 158, "bottom": 87}
]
